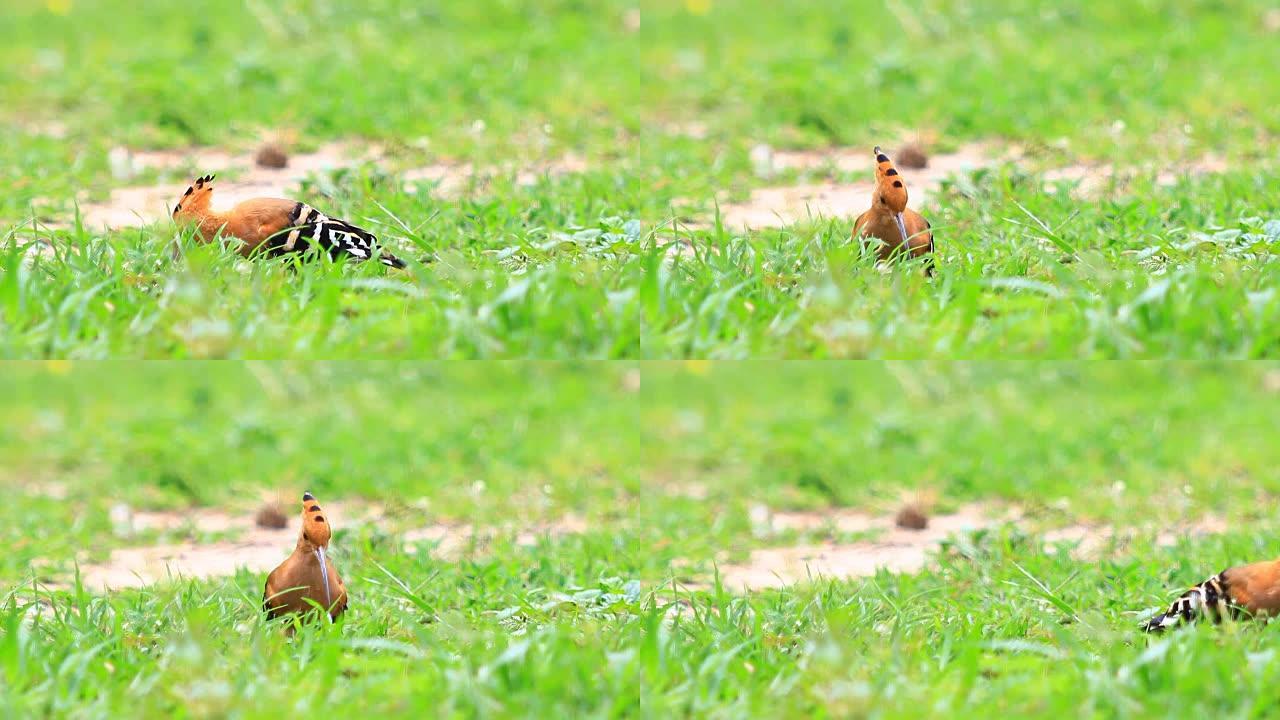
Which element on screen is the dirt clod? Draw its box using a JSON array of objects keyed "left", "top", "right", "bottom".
[
  {"left": 255, "top": 143, "right": 289, "bottom": 169},
  {"left": 255, "top": 502, "right": 289, "bottom": 529},
  {"left": 896, "top": 143, "right": 929, "bottom": 169},
  {"left": 894, "top": 504, "right": 929, "bottom": 530}
]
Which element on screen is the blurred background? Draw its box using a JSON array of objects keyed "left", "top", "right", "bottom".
[
  {"left": 4, "top": 361, "right": 1279, "bottom": 587},
  {"left": 3, "top": 1, "right": 1278, "bottom": 359},
  {"left": 4, "top": 0, "right": 1277, "bottom": 219}
]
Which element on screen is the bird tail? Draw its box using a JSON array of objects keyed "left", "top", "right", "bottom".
[
  {"left": 379, "top": 252, "right": 406, "bottom": 269},
  {"left": 1142, "top": 571, "right": 1237, "bottom": 632}
]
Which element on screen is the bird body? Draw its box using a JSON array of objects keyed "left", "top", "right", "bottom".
[
  {"left": 173, "top": 175, "right": 405, "bottom": 268},
  {"left": 853, "top": 147, "right": 934, "bottom": 273},
  {"left": 264, "top": 492, "right": 348, "bottom": 623},
  {"left": 1142, "top": 559, "right": 1280, "bottom": 631}
]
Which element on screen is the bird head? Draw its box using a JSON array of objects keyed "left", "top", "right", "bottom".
[
  {"left": 871, "top": 147, "right": 910, "bottom": 243},
  {"left": 300, "top": 491, "right": 332, "bottom": 548}
]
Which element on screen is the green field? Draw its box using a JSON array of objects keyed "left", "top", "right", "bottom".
[
  {"left": 4, "top": 0, "right": 1280, "bottom": 716},
  {"left": 2, "top": 0, "right": 1278, "bottom": 358},
  {"left": 4, "top": 362, "right": 1280, "bottom": 717}
]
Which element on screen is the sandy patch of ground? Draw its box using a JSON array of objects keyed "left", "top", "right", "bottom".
[
  {"left": 105, "top": 499, "right": 381, "bottom": 537},
  {"left": 76, "top": 532, "right": 291, "bottom": 591},
  {"left": 1041, "top": 157, "right": 1229, "bottom": 197},
  {"left": 713, "top": 503, "right": 1227, "bottom": 591},
  {"left": 1265, "top": 370, "right": 1280, "bottom": 393},
  {"left": 401, "top": 514, "right": 588, "bottom": 559},
  {"left": 621, "top": 368, "right": 642, "bottom": 393},
  {"left": 662, "top": 482, "right": 709, "bottom": 500},
  {"left": 73, "top": 142, "right": 382, "bottom": 229},
  {"left": 752, "top": 501, "right": 1004, "bottom": 537},
  {"left": 715, "top": 142, "right": 994, "bottom": 228},
  {"left": 719, "top": 503, "right": 1005, "bottom": 589},
  {"left": 57, "top": 143, "right": 589, "bottom": 231},
  {"left": 73, "top": 500, "right": 381, "bottom": 590},
  {"left": 766, "top": 143, "right": 991, "bottom": 177},
  {"left": 59, "top": 500, "right": 588, "bottom": 591},
  {"left": 23, "top": 481, "right": 69, "bottom": 500},
  {"left": 713, "top": 142, "right": 1231, "bottom": 229},
  {"left": 400, "top": 153, "right": 587, "bottom": 196},
  {"left": 28, "top": 133, "right": 1237, "bottom": 244},
  {"left": 1041, "top": 516, "right": 1229, "bottom": 558},
  {"left": 663, "top": 121, "right": 710, "bottom": 140},
  {"left": 17, "top": 120, "right": 69, "bottom": 139}
]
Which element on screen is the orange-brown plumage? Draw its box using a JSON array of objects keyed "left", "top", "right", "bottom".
[
  {"left": 173, "top": 175, "right": 405, "bottom": 268},
  {"left": 263, "top": 492, "right": 348, "bottom": 624},
  {"left": 853, "top": 146, "right": 934, "bottom": 274},
  {"left": 1143, "top": 559, "right": 1280, "bottom": 631},
  {"left": 1222, "top": 560, "right": 1280, "bottom": 613}
]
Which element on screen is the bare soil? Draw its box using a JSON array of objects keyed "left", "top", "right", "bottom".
[
  {"left": 74, "top": 141, "right": 380, "bottom": 229},
  {"left": 714, "top": 143, "right": 1229, "bottom": 229},
  {"left": 715, "top": 503, "right": 1226, "bottom": 590},
  {"left": 74, "top": 499, "right": 380, "bottom": 590},
  {"left": 32, "top": 136, "right": 1231, "bottom": 243},
  {"left": 714, "top": 142, "right": 993, "bottom": 228},
  {"left": 62, "top": 501, "right": 588, "bottom": 591},
  {"left": 54, "top": 142, "right": 586, "bottom": 231}
]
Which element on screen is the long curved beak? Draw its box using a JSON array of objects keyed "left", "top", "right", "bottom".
[
  {"left": 314, "top": 546, "right": 332, "bottom": 609},
  {"left": 894, "top": 213, "right": 909, "bottom": 245}
]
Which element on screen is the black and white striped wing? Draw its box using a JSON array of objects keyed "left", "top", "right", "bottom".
[
  {"left": 266, "top": 203, "right": 404, "bottom": 268},
  {"left": 1142, "top": 571, "right": 1241, "bottom": 632}
]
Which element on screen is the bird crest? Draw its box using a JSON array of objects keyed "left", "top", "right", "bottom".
[
  {"left": 173, "top": 174, "right": 216, "bottom": 217},
  {"left": 300, "top": 491, "right": 332, "bottom": 548},
  {"left": 872, "top": 147, "right": 908, "bottom": 214}
]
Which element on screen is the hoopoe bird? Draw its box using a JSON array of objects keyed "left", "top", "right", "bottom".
[
  {"left": 1141, "top": 560, "right": 1280, "bottom": 631},
  {"left": 172, "top": 175, "right": 405, "bottom": 268},
  {"left": 853, "top": 146, "right": 934, "bottom": 275},
  {"left": 263, "top": 492, "right": 348, "bottom": 624}
]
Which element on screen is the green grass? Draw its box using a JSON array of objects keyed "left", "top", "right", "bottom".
[
  {"left": 8, "top": 2, "right": 1280, "bottom": 711},
  {"left": 5, "top": 362, "right": 1280, "bottom": 716},
  {"left": 2, "top": 0, "right": 1280, "bottom": 357}
]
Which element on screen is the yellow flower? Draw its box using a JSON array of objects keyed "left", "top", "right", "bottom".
[
  {"left": 682, "top": 360, "right": 710, "bottom": 375},
  {"left": 685, "top": 0, "right": 712, "bottom": 15}
]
